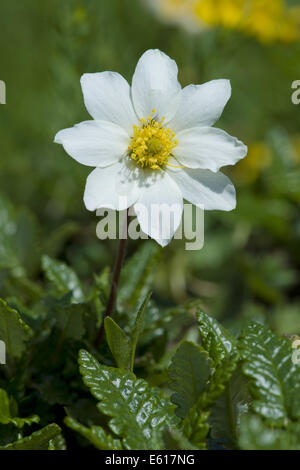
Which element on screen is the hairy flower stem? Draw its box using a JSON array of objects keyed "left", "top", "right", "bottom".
[{"left": 95, "top": 210, "right": 129, "bottom": 347}]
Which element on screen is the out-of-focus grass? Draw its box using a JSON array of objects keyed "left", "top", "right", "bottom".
[{"left": 0, "top": 0, "right": 300, "bottom": 334}]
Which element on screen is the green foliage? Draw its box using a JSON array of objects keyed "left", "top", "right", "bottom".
[
  {"left": 169, "top": 341, "right": 211, "bottom": 419},
  {"left": 53, "top": 302, "right": 87, "bottom": 340},
  {"left": 0, "top": 298, "right": 32, "bottom": 358},
  {"left": 65, "top": 417, "right": 122, "bottom": 450},
  {"left": 240, "top": 322, "right": 300, "bottom": 426},
  {"left": 239, "top": 415, "right": 300, "bottom": 450},
  {"left": 119, "top": 243, "right": 161, "bottom": 313},
  {"left": 0, "top": 389, "right": 39, "bottom": 428},
  {"left": 104, "top": 317, "right": 131, "bottom": 370},
  {"left": 0, "top": 248, "right": 299, "bottom": 450},
  {"left": 41, "top": 255, "right": 84, "bottom": 303},
  {"left": 48, "top": 433, "right": 67, "bottom": 450},
  {"left": 0, "top": 0, "right": 300, "bottom": 451},
  {"left": 0, "top": 424, "right": 62, "bottom": 450},
  {"left": 209, "top": 368, "right": 250, "bottom": 445},
  {"left": 197, "top": 311, "right": 238, "bottom": 363},
  {"left": 181, "top": 312, "right": 238, "bottom": 448},
  {"left": 0, "top": 194, "right": 40, "bottom": 275},
  {"left": 78, "top": 349, "right": 178, "bottom": 449},
  {"left": 129, "top": 292, "right": 152, "bottom": 370}
]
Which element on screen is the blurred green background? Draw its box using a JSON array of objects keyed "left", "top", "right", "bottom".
[{"left": 1, "top": 0, "right": 300, "bottom": 335}]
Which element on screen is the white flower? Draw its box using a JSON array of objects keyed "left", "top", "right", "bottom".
[{"left": 55, "top": 49, "right": 247, "bottom": 246}]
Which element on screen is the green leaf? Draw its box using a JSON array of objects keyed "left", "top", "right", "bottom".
[
  {"left": 239, "top": 415, "right": 300, "bottom": 450},
  {"left": 0, "top": 389, "right": 12, "bottom": 424},
  {"left": 209, "top": 368, "right": 250, "bottom": 445},
  {"left": 197, "top": 311, "right": 237, "bottom": 364},
  {"left": 240, "top": 322, "right": 300, "bottom": 426},
  {"left": 0, "top": 424, "right": 62, "bottom": 450},
  {"left": 65, "top": 417, "right": 122, "bottom": 450},
  {"left": 130, "top": 292, "right": 152, "bottom": 371},
  {"left": 182, "top": 311, "right": 238, "bottom": 448},
  {"left": 78, "top": 349, "right": 178, "bottom": 450},
  {"left": 169, "top": 341, "right": 212, "bottom": 419},
  {"left": 41, "top": 254, "right": 84, "bottom": 303},
  {"left": 0, "top": 389, "right": 39, "bottom": 428},
  {"left": 0, "top": 298, "right": 32, "bottom": 358},
  {"left": 104, "top": 317, "right": 131, "bottom": 370},
  {"left": 48, "top": 433, "right": 67, "bottom": 450}
]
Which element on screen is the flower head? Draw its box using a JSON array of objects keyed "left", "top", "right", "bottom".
[
  {"left": 128, "top": 110, "right": 178, "bottom": 170},
  {"left": 55, "top": 49, "right": 247, "bottom": 246}
]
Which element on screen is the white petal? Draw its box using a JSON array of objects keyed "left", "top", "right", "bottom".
[
  {"left": 169, "top": 79, "right": 231, "bottom": 133},
  {"left": 54, "top": 120, "right": 130, "bottom": 167},
  {"left": 170, "top": 168, "right": 236, "bottom": 211},
  {"left": 131, "top": 49, "right": 181, "bottom": 123},
  {"left": 80, "top": 72, "right": 139, "bottom": 135},
  {"left": 134, "top": 170, "right": 183, "bottom": 246},
  {"left": 174, "top": 127, "right": 247, "bottom": 172},
  {"left": 84, "top": 160, "right": 140, "bottom": 211}
]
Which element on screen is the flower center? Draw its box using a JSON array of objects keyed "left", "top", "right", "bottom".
[{"left": 128, "top": 110, "right": 178, "bottom": 170}]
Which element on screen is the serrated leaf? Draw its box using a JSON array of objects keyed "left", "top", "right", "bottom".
[
  {"left": 48, "top": 433, "right": 66, "bottom": 450},
  {"left": 169, "top": 341, "right": 212, "bottom": 419},
  {"left": 0, "top": 389, "right": 39, "bottom": 428},
  {"left": 65, "top": 417, "right": 122, "bottom": 450},
  {"left": 104, "top": 317, "right": 131, "bottom": 370},
  {"left": 239, "top": 415, "right": 300, "bottom": 450},
  {"left": 41, "top": 254, "right": 84, "bottom": 303},
  {"left": 0, "top": 298, "right": 32, "bottom": 358},
  {"left": 78, "top": 349, "right": 178, "bottom": 450},
  {"left": 0, "top": 424, "right": 62, "bottom": 450},
  {"left": 197, "top": 311, "right": 238, "bottom": 404},
  {"left": 240, "top": 322, "right": 300, "bottom": 426},
  {"left": 197, "top": 311, "right": 237, "bottom": 364},
  {"left": 182, "top": 312, "right": 238, "bottom": 448}
]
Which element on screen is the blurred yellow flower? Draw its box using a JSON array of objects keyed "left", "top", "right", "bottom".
[
  {"left": 148, "top": 0, "right": 300, "bottom": 43},
  {"left": 234, "top": 135, "right": 300, "bottom": 184},
  {"left": 234, "top": 141, "right": 272, "bottom": 184},
  {"left": 292, "top": 135, "right": 300, "bottom": 162},
  {"left": 195, "top": 0, "right": 245, "bottom": 29},
  {"left": 239, "top": 0, "right": 300, "bottom": 43}
]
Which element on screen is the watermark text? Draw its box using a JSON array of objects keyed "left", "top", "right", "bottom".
[
  {"left": 291, "top": 80, "right": 300, "bottom": 105},
  {"left": 0, "top": 340, "right": 6, "bottom": 365},
  {"left": 96, "top": 201, "right": 204, "bottom": 250},
  {"left": 0, "top": 80, "right": 6, "bottom": 104}
]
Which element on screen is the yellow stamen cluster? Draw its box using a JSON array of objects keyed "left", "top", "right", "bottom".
[{"left": 128, "top": 110, "right": 178, "bottom": 170}]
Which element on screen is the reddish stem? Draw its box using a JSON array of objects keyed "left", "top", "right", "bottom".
[{"left": 94, "top": 210, "right": 129, "bottom": 347}]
